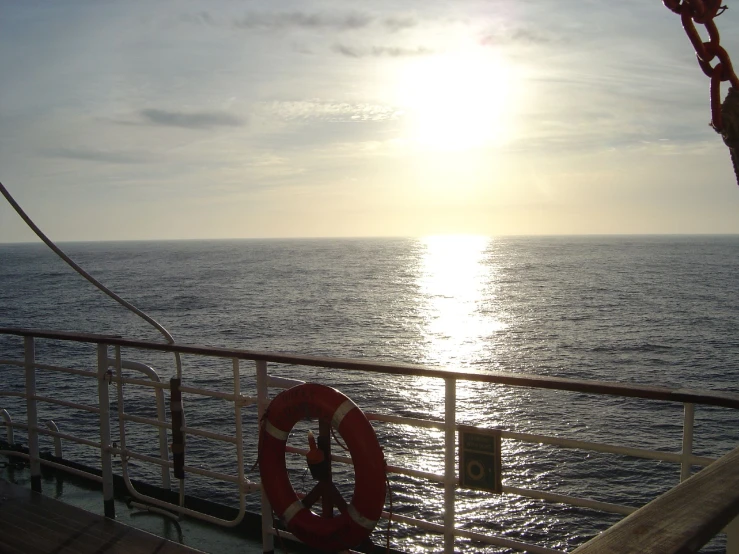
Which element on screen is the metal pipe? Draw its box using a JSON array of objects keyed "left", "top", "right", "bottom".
[
  {"left": 33, "top": 395, "right": 100, "bottom": 414},
  {"left": 256, "top": 360, "right": 274, "bottom": 554},
  {"left": 444, "top": 378, "right": 456, "bottom": 554},
  {"left": 117, "top": 450, "right": 249, "bottom": 527},
  {"left": 98, "top": 344, "right": 114, "bottom": 518},
  {"left": 108, "top": 358, "right": 170, "bottom": 489},
  {"left": 0, "top": 451, "right": 105, "bottom": 483},
  {"left": 4, "top": 326, "right": 739, "bottom": 409},
  {"left": 681, "top": 403, "right": 695, "bottom": 481},
  {"left": 266, "top": 375, "right": 305, "bottom": 389},
  {"left": 384, "top": 511, "right": 563, "bottom": 554},
  {"left": 232, "top": 358, "right": 247, "bottom": 499},
  {"left": 0, "top": 409, "right": 14, "bottom": 445},
  {"left": 25, "top": 336, "right": 41, "bottom": 492},
  {"left": 46, "top": 421, "right": 62, "bottom": 458},
  {"left": 36, "top": 427, "right": 101, "bottom": 449}
]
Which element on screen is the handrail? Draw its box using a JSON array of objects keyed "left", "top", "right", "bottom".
[
  {"left": 106, "top": 357, "right": 170, "bottom": 489},
  {"left": 3, "top": 327, "right": 739, "bottom": 409},
  {"left": 2, "top": 327, "right": 739, "bottom": 553},
  {"left": 572, "top": 444, "right": 739, "bottom": 553}
]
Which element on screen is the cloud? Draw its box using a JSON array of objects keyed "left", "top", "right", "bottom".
[
  {"left": 254, "top": 100, "right": 403, "bottom": 123},
  {"left": 383, "top": 16, "right": 417, "bottom": 32},
  {"left": 179, "top": 12, "right": 215, "bottom": 26},
  {"left": 481, "top": 27, "right": 563, "bottom": 47},
  {"left": 233, "top": 12, "right": 372, "bottom": 32},
  {"left": 332, "top": 44, "right": 432, "bottom": 58},
  {"left": 46, "top": 148, "right": 152, "bottom": 164},
  {"left": 181, "top": 11, "right": 418, "bottom": 35},
  {"left": 140, "top": 109, "right": 244, "bottom": 129}
]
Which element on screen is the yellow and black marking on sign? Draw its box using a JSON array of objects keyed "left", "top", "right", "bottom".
[{"left": 458, "top": 426, "right": 502, "bottom": 493}]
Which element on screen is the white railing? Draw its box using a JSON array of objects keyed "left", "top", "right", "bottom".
[{"left": 0, "top": 327, "right": 738, "bottom": 554}]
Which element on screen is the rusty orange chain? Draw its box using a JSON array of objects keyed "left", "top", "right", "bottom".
[{"left": 664, "top": 0, "right": 739, "bottom": 183}]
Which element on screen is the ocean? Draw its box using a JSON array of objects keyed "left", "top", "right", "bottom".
[{"left": 1, "top": 235, "right": 738, "bottom": 552}]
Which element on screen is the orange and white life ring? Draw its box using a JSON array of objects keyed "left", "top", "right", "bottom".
[{"left": 259, "top": 383, "right": 386, "bottom": 551}]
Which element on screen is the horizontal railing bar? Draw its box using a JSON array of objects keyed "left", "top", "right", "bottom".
[
  {"left": 379, "top": 510, "right": 445, "bottom": 533},
  {"left": 120, "top": 469, "right": 252, "bottom": 526},
  {"left": 387, "top": 463, "right": 444, "bottom": 482},
  {"left": 180, "top": 426, "right": 237, "bottom": 444},
  {"left": 12, "top": 422, "right": 103, "bottom": 451},
  {"left": 572, "top": 444, "right": 739, "bottom": 553},
  {"left": 0, "top": 362, "right": 177, "bottom": 398},
  {"left": 501, "top": 430, "right": 683, "bottom": 463},
  {"left": 1, "top": 359, "right": 165, "bottom": 389},
  {"left": 34, "top": 395, "right": 100, "bottom": 414},
  {"left": 379, "top": 511, "right": 562, "bottom": 554},
  {"left": 453, "top": 525, "right": 564, "bottom": 554},
  {"left": 178, "top": 385, "right": 237, "bottom": 401},
  {"left": 4, "top": 327, "right": 738, "bottom": 409},
  {"left": 503, "top": 486, "right": 636, "bottom": 516},
  {"left": 267, "top": 375, "right": 305, "bottom": 389},
  {"left": 0, "top": 450, "right": 104, "bottom": 483},
  {"left": 0, "top": 359, "right": 23, "bottom": 368},
  {"left": 286, "top": 444, "right": 446, "bottom": 482},
  {"left": 367, "top": 412, "right": 445, "bottom": 429},
  {"left": 114, "top": 448, "right": 172, "bottom": 468},
  {"left": 0, "top": 391, "right": 26, "bottom": 398},
  {"left": 181, "top": 464, "right": 243, "bottom": 484},
  {"left": 31, "top": 362, "right": 97, "bottom": 378},
  {"left": 35, "top": 427, "right": 102, "bottom": 449},
  {"left": 114, "top": 447, "right": 246, "bottom": 486},
  {"left": 41, "top": 458, "right": 105, "bottom": 483},
  {"left": 122, "top": 415, "right": 251, "bottom": 447},
  {"left": 111, "top": 376, "right": 168, "bottom": 389},
  {"left": 122, "top": 413, "right": 171, "bottom": 429},
  {"left": 369, "top": 414, "right": 715, "bottom": 467},
  {"left": 284, "top": 445, "right": 636, "bottom": 515}
]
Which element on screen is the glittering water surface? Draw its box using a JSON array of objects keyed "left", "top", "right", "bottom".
[{"left": 1, "top": 236, "right": 739, "bottom": 552}]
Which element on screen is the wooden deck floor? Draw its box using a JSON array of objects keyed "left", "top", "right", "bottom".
[{"left": 0, "top": 479, "right": 206, "bottom": 554}]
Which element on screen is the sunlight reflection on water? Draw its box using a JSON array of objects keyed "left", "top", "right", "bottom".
[{"left": 417, "top": 235, "right": 507, "bottom": 368}]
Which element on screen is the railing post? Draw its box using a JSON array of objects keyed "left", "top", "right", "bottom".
[
  {"left": 24, "top": 336, "right": 41, "bottom": 493},
  {"left": 681, "top": 403, "right": 695, "bottom": 482},
  {"left": 155, "top": 387, "right": 171, "bottom": 490},
  {"left": 46, "top": 421, "right": 62, "bottom": 458},
  {"left": 0, "top": 409, "right": 14, "bottom": 445},
  {"left": 256, "top": 360, "right": 274, "bottom": 554},
  {"left": 98, "top": 344, "right": 115, "bottom": 518},
  {"left": 233, "top": 358, "right": 246, "bottom": 499},
  {"left": 444, "top": 377, "right": 457, "bottom": 553}
]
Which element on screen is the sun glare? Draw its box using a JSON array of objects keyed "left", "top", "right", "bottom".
[
  {"left": 417, "top": 235, "right": 506, "bottom": 368},
  {"left": 397, "top": 49, "right": 518, "bottom": 151}
]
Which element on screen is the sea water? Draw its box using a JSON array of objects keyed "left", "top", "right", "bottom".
[{"left": 1, "top": 236, "right": 738, "bottom": 552}]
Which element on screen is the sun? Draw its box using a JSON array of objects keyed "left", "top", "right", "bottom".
[{"left": 396, "top": 48, "right": 518, "bottom": 151}]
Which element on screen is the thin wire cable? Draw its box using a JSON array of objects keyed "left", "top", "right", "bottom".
[{"left": 0, "top": 181, "right": 182, "bottom": 378}]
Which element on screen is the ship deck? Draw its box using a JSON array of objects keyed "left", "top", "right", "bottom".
[{"left": 0, "top": 478, "right": 209, "bottom": 554}]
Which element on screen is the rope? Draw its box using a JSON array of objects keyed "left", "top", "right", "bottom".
[
  {"left": 717, "top": 87, "right": 739, "bottom": 185},
  {"left": 330, "top": 426, "right": 350, "bottom": 452}
]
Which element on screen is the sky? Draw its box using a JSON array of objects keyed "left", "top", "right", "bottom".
[{"left": 2, "top": 0, "right": 739, "bottom": 242}]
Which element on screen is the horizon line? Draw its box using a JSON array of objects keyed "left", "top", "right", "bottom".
[{"left": 2, "top": 232, "right": 739, "bottom": 246}]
